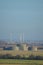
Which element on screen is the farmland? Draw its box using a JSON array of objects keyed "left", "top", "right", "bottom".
[
  {"left": 0, "top": 59, "right": 43, "bottom": 65},
  {"left": 0, "top": 43, "right": 43, "bottom": 65},
  {"left": 0, "top": 50, "right": 43, "bottom": 56}
]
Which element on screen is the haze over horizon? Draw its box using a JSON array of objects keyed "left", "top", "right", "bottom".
[{"left": 0, "top": 0, "right": 43, "bottom": 41}]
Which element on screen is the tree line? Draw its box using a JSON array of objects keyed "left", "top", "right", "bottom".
[{"left": 0, "top": 54, "right": 43, "bottom": 60}]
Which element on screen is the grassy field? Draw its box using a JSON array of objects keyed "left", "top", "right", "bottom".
[
  {"left": 0, "top": 50, "right": 43, "bottom": 65},
  {"left": 0, "top": 50, "right": 43, "bottom": 56},
  {"left": 0, "top": 59, "right": 43, "bottom": 65}
]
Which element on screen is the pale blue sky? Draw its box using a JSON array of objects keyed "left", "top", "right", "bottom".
[{"left": 0, "top": 0, "right": 43, "bottom": 41}]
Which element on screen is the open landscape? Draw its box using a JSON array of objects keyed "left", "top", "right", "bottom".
[
  {"left": 0, "top": 41, "right": 43, "bottom": 65},
  {"left": 0, "top": 0, "right": 43, "bottom": 65},
  {"left": 0, "top": 59, "right": 43, "bottom": 65},
  {"left": 0, "top": 50, "right": 43, "bottom": 56},
  {"left": 0, "top": 50, "right": 43, "bottom": 65}
]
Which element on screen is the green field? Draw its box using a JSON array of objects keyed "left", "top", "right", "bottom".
[{"left": 0, "top": 59, "right": 43, "bottom": 65}]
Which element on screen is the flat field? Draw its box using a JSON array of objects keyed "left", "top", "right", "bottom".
[
  {"left": 0, "top": 50, "right": 43, "bottom": 56},
  {"left": 0, "top": 59, "right": 43, "bottom": 65}
]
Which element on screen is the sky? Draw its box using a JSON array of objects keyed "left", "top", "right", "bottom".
[{"left": 0, "top": 0, "right": 43, "bottom": 41}]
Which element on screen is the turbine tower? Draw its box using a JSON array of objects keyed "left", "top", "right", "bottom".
[
  {"left": 20, "top": 33, "right": 24, "bottom": 43},
  {"left": 10, "top": 32, "right": 12, "bottom": 43},
  {"left": 20, "top": 33, "right": 22, "bottom": 43},
  {"left": 22, "top": 33, "right": 24, "bottom": 43}
]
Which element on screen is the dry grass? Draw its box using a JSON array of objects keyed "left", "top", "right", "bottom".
[{"left": 0, "top": 50, "right": 43, "bottom": 56}]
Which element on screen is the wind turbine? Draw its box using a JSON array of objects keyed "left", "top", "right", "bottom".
[
  {"left": 10, "top": 32, "right": 12, "bottom": 43},
  {"left": 20, "top": 33, "right": 24, "bottom": 43}
]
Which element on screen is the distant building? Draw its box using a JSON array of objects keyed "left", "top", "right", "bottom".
[
  {"left": 13, "top": 45, "right": 19, "bottom": 51},
  {"left": 0, "top": 42, "right": 43, "bottom": 51},
  {"left": 20, "top": 43, "right": 28, "bottom": 51},
  {"left": 32, "top": 46, "right": 38, "bottom": 51}
]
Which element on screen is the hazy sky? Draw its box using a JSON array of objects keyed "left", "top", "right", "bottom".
[{"left": 0, "top": 0, "right": 43, "bottom": 41}]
